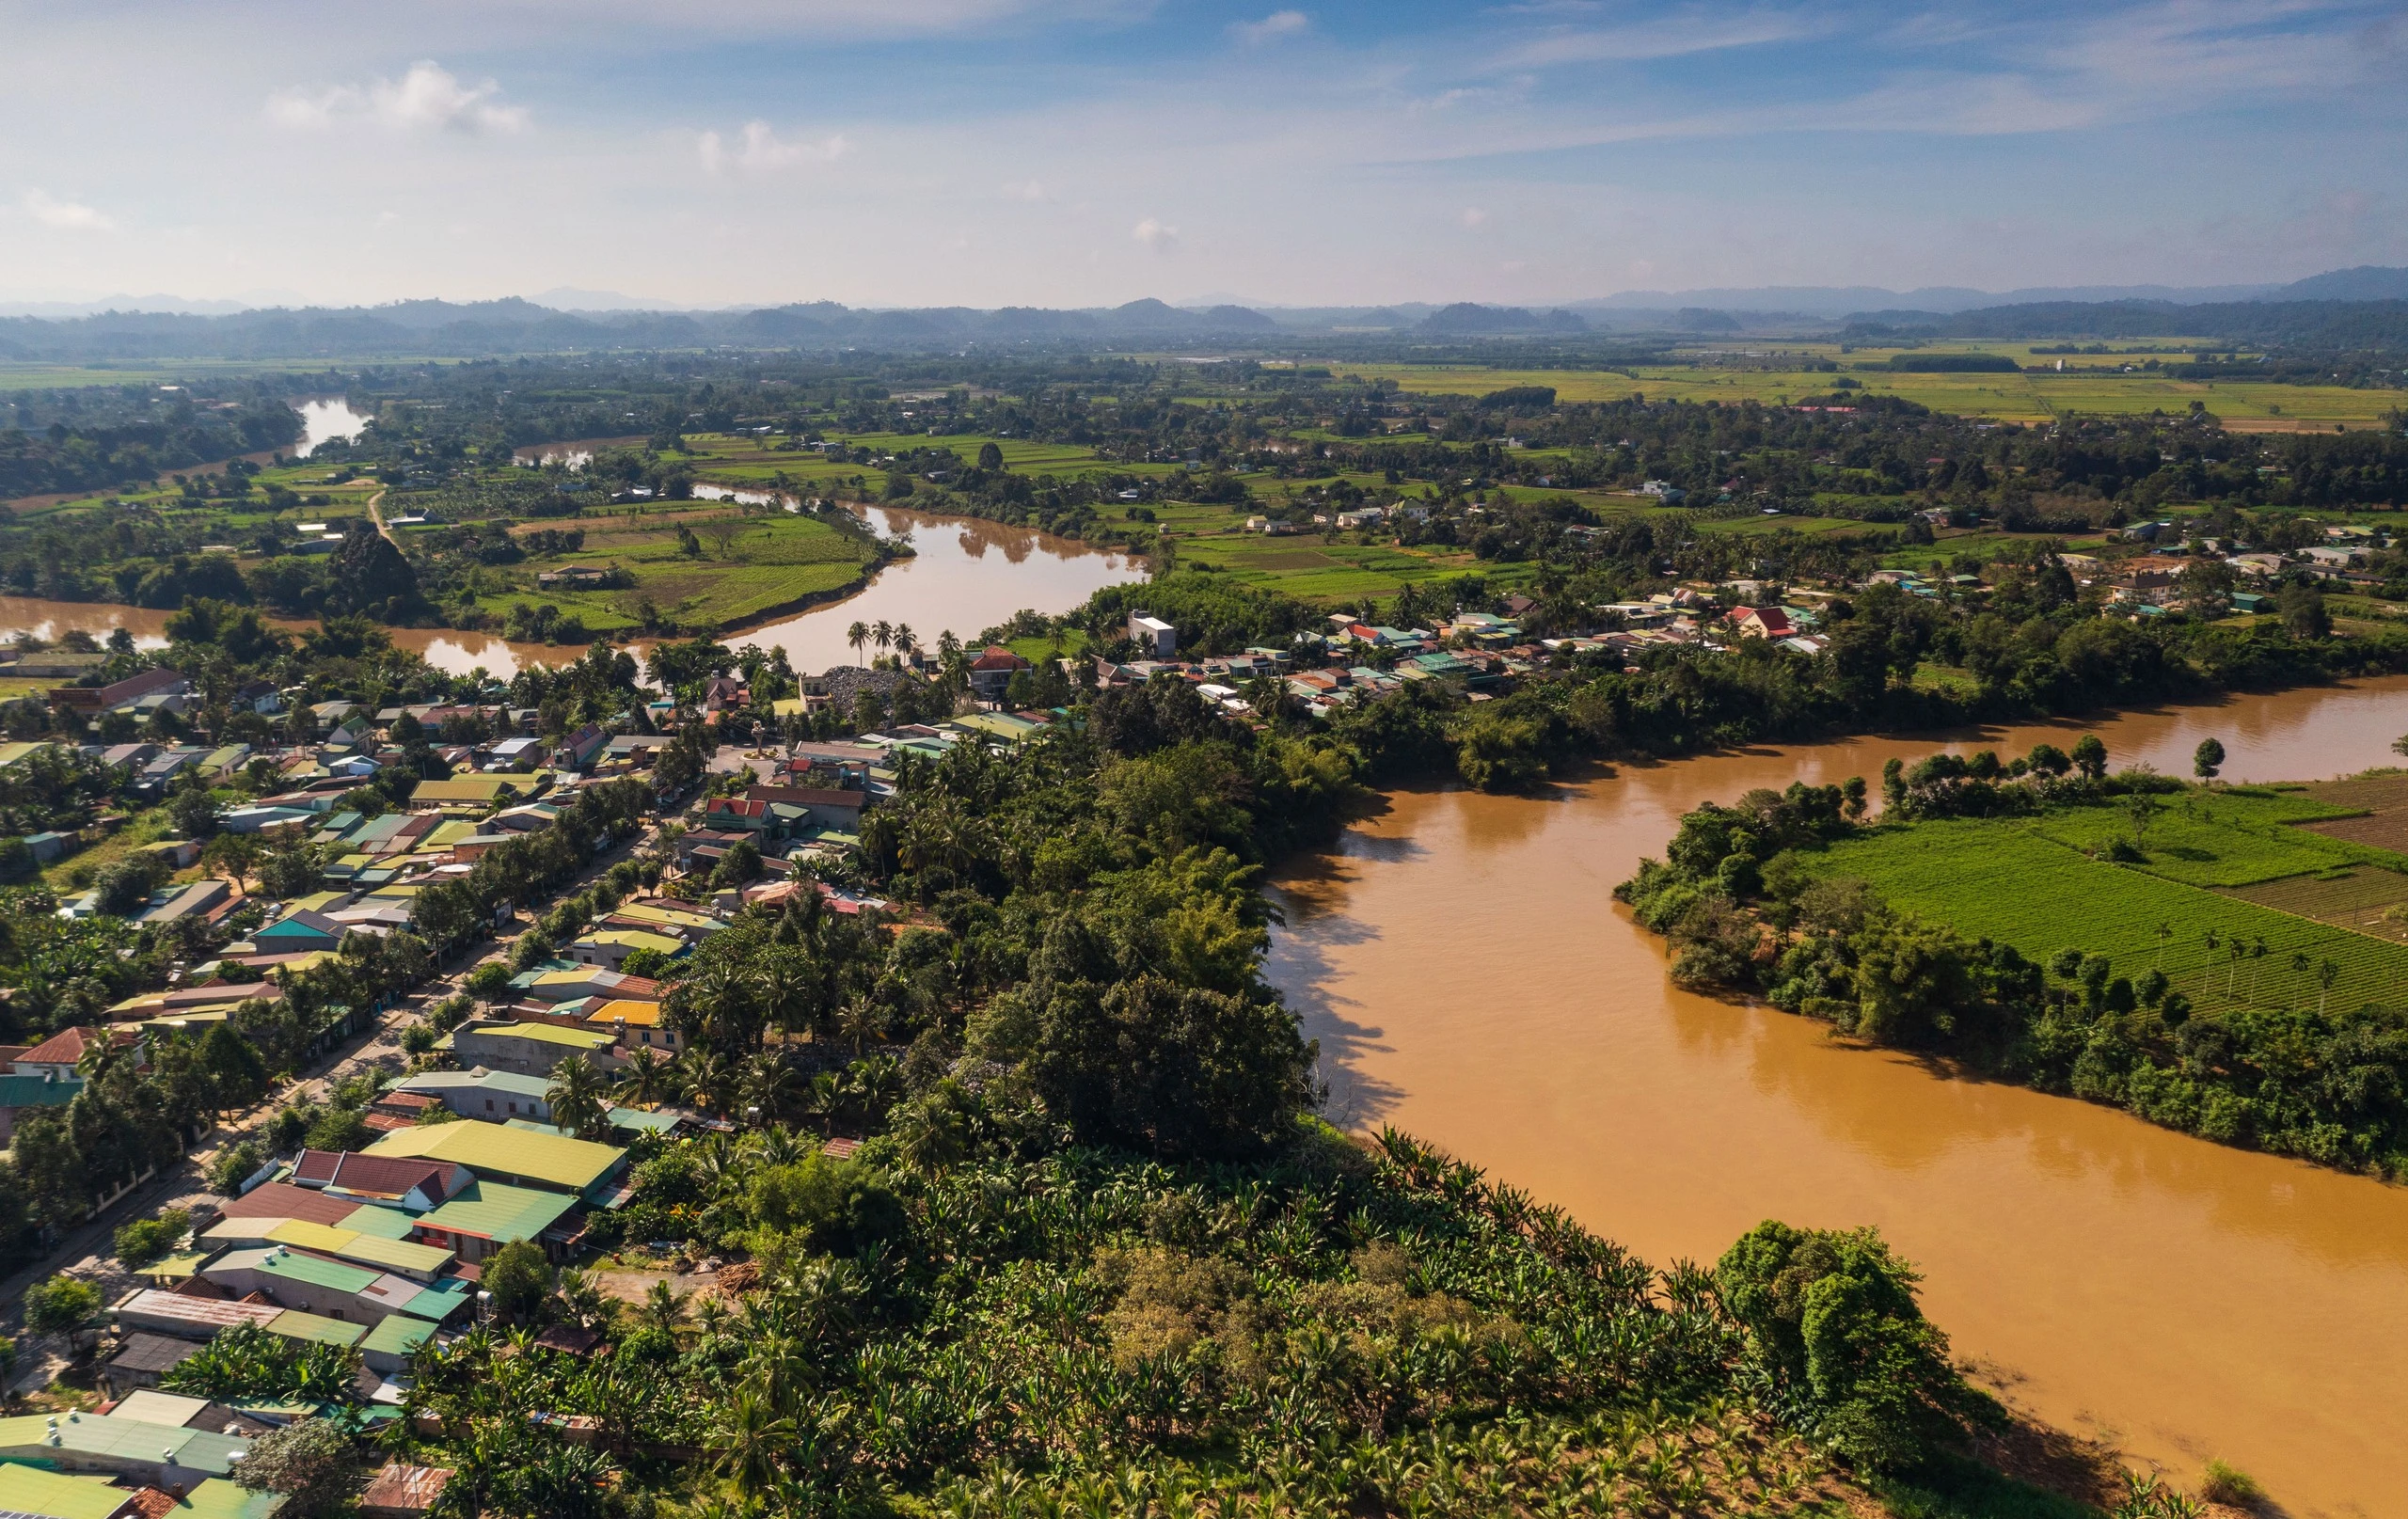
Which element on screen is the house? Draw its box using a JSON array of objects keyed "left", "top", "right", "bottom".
[
  {"left": 363, "top": 1118, "right": 627, "bottom": 1199},
  {"left": 0, "top": 1071, "right": 82, "bottom": 1144},
  {"left": 291, "top": 1149, "right": 473, "bottom": 1212},
  {"left": 14, "top": 1025, "right": 135, "bottom": 1080},
  {"left": 390, "top": 1067, "right": 559, "bottom": 1122},
  {"left": 101, "top": 1331, "right": 201, "bottom": 1397},
  {"left": 586, "top": 998, "right": 683, "bottom": 1053},
  {"left": 49, "top": 667, "right": 188, "bottom": 716},
  {"left": 447, "top": 1018, "right": 622, "bottom": 1078},
  {"left": 1727, "top": 607, "right": 1797, "bottom": 640},
  {"left": 481, "top": 736, "right": 545, "bottom": 772},
  {"left": 551, "top": 725, "right": 608, "bottom": 771},
  {"left": 567, "top": 928, "right": 685, "bottom": 972},
  {"left": 407, "top": 1178, "right": 582, "bottom": 1264},
  {"left": 1129, "top": 611, "right": 1177, "bottom": 658},
  {"left": 0, "top": 1409, "right": 252, "bottom": 1498},
  {"left": 254, "top": 910, "right": 349, "bottom": 954},
  {"left": 701, "top": 675, "right": 749, "bottom": 712},
  {"left": 967, "top": 646, "right": 1031, "bottom": 701},
  {"left": 198, "top": 1244, "right": 471, "bottom": 1328},
  {"left": 409, "top": 775, "right": 522, "bottom": 811},
  {"left": 512, "top": 967, "right": 663, "bottom": 1007},
  {"left": 361, "top": 1463, "right": 455, "bottom": 1518},
  {"left": 743, "top": 783, "right": 867, "bottom": 830}
]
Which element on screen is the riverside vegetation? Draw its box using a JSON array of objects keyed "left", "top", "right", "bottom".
[{"left": 1619, "top": 742, "right": 2408, "bottom": 1181}]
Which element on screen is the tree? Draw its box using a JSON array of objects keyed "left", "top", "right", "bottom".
[
  {"left": 210, "top": 1138, "right": 266, "bottom": 1195},
  {"left": 465, "top": 960, "right": 515, "bottom": 1002},
  {"left": 847, "top": 621, "right": 869, "bottom": 666},
  {"left": 199, "top": 1023, "right": 270, "bottom": 1117},
  {"left": 484, "top": 1240, "right": 555, "bottom": 1323},
  {"left": 546, "top": 1053, "right": 610, "bottom": 1142},
  {"left": 710, "top": 837, "right": 762, "bottom": 888},
  {"left": 2194, "top": 736, "right": 2226, "bottom": 783},
  {"left": 976, "top": 441, "right": 1004, "bottom": 471},
  {"left": 23, "top": 1275, "right": 102, "bottom": 1338},
  {"left": 2278, "top": 582, "right": 2330, "bottom": 640},
  {"left": 258, "top": 836, "right": 325, "bottom": 900},
  {"left": 1715, "top": 1221, "right": 1987, "bottom": 1472},
  {"left": 113, "top": 1209, "right": 190, "bottom": 1269},
  {"left": 2070, "top": 734, "right": 2108, "bottom": 781},
  {"left": 203, "top": 831, "right": 261, "bottom": 892},
  {"left": 230, "top": 1416, "right": 359, "bottom": 1515},
  {"left": 168, "top": 783, "right": 220, "bottom": 840}
]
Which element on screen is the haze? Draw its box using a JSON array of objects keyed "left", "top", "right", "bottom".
[{"left": 3, "top": 0, "right": 2405, "bottom": 309}]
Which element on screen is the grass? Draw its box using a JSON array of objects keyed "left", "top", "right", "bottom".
[
  {"left": 2025, "top": 787, "right": 2397, "bottom": 889},
  {"left": 1806, "top": 803, "right": 2408, "bottom": 1019},
  {"left": 1006, "top": 628, "right": 1089, "bottom": 664}
]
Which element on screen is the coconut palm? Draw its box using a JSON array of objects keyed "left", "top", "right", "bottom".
[
  {"left": 642, "top": 1278, "right": 689, "bottom": 1337},
  {"left": 893, "top": 623, "right": 916, "bottom": 661},
  {"left": 873, "top": 620, "right": 894, "bottom": 661},
  {"left": 612, "top": 1046, "right": 674, "bottom": 1109},
  {"left": 847, "top": 621, "right": 869, "bottom": 666},
  {"left": 546, "top": 1053, "right": 610, "bottom": 1141}
]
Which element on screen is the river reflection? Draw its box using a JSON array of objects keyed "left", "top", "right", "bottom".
[
  {"left": 291, "top": 397, "right": 370, "bottom": 458},
  {"left": 1268, "top": 682, "right": 2408, "bottom": 1516}
]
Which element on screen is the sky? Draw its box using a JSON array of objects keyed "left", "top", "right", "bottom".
[{"left": 2, "top": 0, "right": 2405, "bottom": 309}]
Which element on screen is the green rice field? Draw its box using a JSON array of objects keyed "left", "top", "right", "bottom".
[{"left": 1807, "top": 796, "right": 2408, "bottom": 1018}]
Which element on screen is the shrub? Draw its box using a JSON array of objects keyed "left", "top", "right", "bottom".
[
  {"left": 230, "top": 1415, "right": 359, "bottom": 1514},
  {"left": 2200, "top": 1460, "right": 2264, "bottom": 1508},
  {"left": 210, "top": 1139, "right": 267, "bottom": 1195},
  {"left": 113, "top": 1209, "right": 191, "bottom": 1269},
  {"left": 465, "top": 960, "right": 515, "bottom": 1001}
]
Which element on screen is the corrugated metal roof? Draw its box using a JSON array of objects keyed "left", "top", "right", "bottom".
[{"left": 412, "top": 1179, "right": 577, "bottom": 1244}]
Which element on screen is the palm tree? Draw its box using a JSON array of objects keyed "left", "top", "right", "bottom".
[
  {"left": 641, "top": 1278, "right": 689, "bottom": 1337},
  {"left": 2319, "top": 957, "right": 2340, "bottom": 1015},
  {"left": 612, "top": 1046, "right": 673, "bottom": 1109},
  {"left": 546, "top": 1054, "right": 610, "bottom": 1141},
  {"left": 847, "top": 621, "right": 869, "bottom": 666},
  {"left": 712, "top": 1388, "right": 797, "bottom": 1499},
  {"left": 892, "top": 623, "right": 915, "bottom": 662},
  {"left": 872, "top": 620, "right": 894, "bottom": 660}
]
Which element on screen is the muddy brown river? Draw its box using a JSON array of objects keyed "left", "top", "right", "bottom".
[{"left": 1269, "top": 681, "right": 2408, "bottom": 1518}]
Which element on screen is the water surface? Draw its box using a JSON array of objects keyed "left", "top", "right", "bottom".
[
  {"left": 1268, "top": 684, "right": 2408, "bottom": 1517},
  {"left": 290, "top": 397, "right": 370, "bottom": 458}
]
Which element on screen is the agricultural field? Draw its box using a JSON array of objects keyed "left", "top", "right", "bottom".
[
  {"left": 1807, "top": 798, "right": 2408, "bottom": 1019},
  {"left": 483, "top": 509, "right": 879, "bottom": 632},
  {"left": 1328, "top": 355, "right": 2404, "bottom": 430}
]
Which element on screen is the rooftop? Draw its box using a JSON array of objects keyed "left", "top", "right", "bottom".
[
  {"left": 366, "top": 1119, "right": 624, "bottom": 1195},
  {"left": 411, "top": 1179, "right": 578, "bottom": 1244}
]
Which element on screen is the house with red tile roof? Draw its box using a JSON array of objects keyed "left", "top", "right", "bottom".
[{"left": 1727, "top": 606, "right": 1797, "bottom": 640}]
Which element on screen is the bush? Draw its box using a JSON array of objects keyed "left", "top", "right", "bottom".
[
  {"left": 619, "top": 946, "right": 672, "bottom": 979},
  {"left": 465, "top": 960, "right": 515, "bottom": 1001},
  {"left": 112, "top": 1209, "right": 190, "bottom": 1269},
  {"left": 2200, "top": 1460, "right": 2264, "bottom": 1508},
  {"left": 400, "top": 1022, "right": 437, "bottom": 1055},
  {"left": 210, "top": 1138, "right": 266, "bottom": 1195}
]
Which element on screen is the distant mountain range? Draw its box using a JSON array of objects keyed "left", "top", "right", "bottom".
[{"left": 0, "top": 267, "right": 2403, "bottom": 359}]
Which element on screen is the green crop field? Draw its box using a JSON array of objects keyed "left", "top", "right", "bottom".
[
  {"left": 502, "top": 511, "right": 878, "bottom": 631},
  {"left": 1328, "top": 358, "right": 2404, "bottom": 429},
  {"left": 1808, "top": 805, "right": 2408, "bottom": 1018},
  {"left": 2025, "top": 789, "right": 2401, "bottom": 889}
]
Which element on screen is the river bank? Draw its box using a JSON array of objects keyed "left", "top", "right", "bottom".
[{"left": 1268, "top": 678, "right": 2408, "bottom": 1516}]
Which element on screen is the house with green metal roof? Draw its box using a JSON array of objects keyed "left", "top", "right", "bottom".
[
  {"left": 389, "top": 1067, "right": 555, "bottom": 1122},
  {"left": 199, "top": 1247, "right": 468, "bottom": 1329},
  {"left": 365, "top": 1119, "right": 626, "bottom": 1197},
  {"left": 0, "top": 1408, "right": 249, "bottom": 1490},
  {"left": 409, "top": 1179, "right": 579, "bottom": 1263},
  {"left": 565, "top": 928, "right": 685, "bottom": 972},
  {"left": 0, "top": 1457, "right": 144, "bottom": 1518},
  {"left": 264, "top": 1309, "right": 366, "bottom": 1350},
  {"left": 358, "top": 1314, "right": 439, "bottom": 1375},
  {"left": 0, "top": 1072, "right": 83, "bottom": 1145}
]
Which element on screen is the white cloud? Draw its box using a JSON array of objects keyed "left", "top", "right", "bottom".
[
  {"left": 1133, "top": 216, "right": 1178, "bottom": 251},
  {"left": 21, "top": 190, "right": 112, "bottom": 230},
  {"left": 1231, "top": 9, "right": 1308, "bottom": 45},
  {"left": 699, "top": 121, "right": 850, "bottom": 176},
  {"left": 267, "top": 63, "right": 527, "bottom": 135},
  {"left": 1460, "top": 207, "right": 1488, "bottom": 229},
  {"left": 1490, "top": 8, "right": 1818, "bottom": 69}
]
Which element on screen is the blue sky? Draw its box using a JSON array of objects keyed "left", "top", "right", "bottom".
[{"left": 2, "top": 0, "right": 2404, "bottom": 308}]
